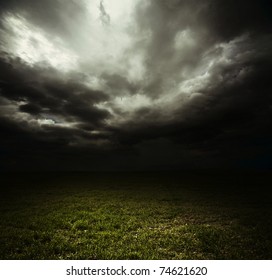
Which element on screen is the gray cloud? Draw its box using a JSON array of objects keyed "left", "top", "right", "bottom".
[
  {"left": 0, "top": 0, "right": 272, "bottom": 170},
  {"left": 99, "top": 0, "right": 111, "bottom": 26}
]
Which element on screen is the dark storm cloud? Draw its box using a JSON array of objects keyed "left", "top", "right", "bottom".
[
  {"left": 121, "top": 57, "right": 272, "bottom": 167},
  {"left": 0, "top": 115, "right": 111, "bottom": 171},
  {"left": 205, "top": 0, "right": 272, "bottom": 39},
  {"left": 0, "top": 55, "right": 109, "bottom": 120},
  {"left": 107, "top": 0, "right": 272, "bottom": 168},
  {"left": 134, "top": 0, "right": 272, "bottom": 98},
  {"left": 0, "top": 0, "right": 272, "bottom": 170}
]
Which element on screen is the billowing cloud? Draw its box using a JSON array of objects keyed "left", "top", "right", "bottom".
[{"left": 0, "top": 0, "right": 272, "bottom": 170}]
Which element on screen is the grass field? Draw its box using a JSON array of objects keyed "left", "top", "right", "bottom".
[{"left": 0, "top": 171, "right": 271, "bottom": 259}]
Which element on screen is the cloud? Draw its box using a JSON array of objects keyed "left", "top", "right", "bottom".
[
  {"left": 99, "top": 0, "right": 111, "bottom": 26},
  {"left": 0, "top": 0, "right": 272, "bottom": 170},
  {"left": 1, "top": 14, "right": 78, "bottom": 71},
  {"left": 0, "top": 55, "right": 111, "bottom": 138}
]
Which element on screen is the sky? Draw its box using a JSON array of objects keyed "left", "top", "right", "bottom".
[{"left": 0, "top": 0, "right": 272, "bottom": 171}]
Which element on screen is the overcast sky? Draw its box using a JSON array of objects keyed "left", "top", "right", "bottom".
[{"left": 0, "top": 0, "right": 272, "bottom": 171}]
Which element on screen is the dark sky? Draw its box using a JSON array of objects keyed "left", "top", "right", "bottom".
[{"left": 0, "top": 0, "right": 272, "bottom": 171}]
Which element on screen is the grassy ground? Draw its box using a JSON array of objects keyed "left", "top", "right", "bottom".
[{"left": 0, "top": 171, "right": 271, "bottom": 259}]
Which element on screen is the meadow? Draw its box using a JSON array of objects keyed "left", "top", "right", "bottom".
[{"left": 0, "top": 171, "right": 271, "bottom": 259}]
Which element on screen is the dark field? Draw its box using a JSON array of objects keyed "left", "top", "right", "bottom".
[{"left": 0, "top": 171, "right": 271, "bottom": 260}]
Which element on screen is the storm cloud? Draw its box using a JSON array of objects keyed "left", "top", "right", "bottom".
[{"left": 0, "top": 0, "right": 272, "bottom": 170}]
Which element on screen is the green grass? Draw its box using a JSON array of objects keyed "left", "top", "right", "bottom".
[{"left": 0, "top": 172, "right": 271, "bottom": 259}]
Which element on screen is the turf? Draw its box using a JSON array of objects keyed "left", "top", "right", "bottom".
[{"left": 0, "top": 171, "right": 271, "bottom": 259}]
